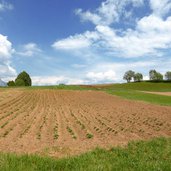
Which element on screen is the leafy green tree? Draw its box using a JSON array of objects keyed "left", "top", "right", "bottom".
[
  {"left": 149, "top": 70, "right": 157, "bottom": 80},
  {"left": 15, "top": 71, "right": 32, "bottom": 86},
  {"left": 15, "top": 79, "right": 25, "bottom": 86},
  {"left": 149, "top": 70, "right": 163, "bottom": 81},
  {"left": 165, "top": 71, "right": 171, "bottom": 80},
  {"left": 123, "top": 70, "right": 135, "bottom": 83},
  {"left": 133, "top": 73, "right": 143, "bottom": 82},
  {"left": 156, "top": 72, "right": 163, "bottom": 81},
  {"left": 7, "top": 80, "right": 15, "bottom": 86}
]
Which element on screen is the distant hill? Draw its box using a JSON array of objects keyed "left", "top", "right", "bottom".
[
  {"left": 0, "top": 79, "right": 7, "bottom": 87},
  {"left": 81, "top": 81, "right": 171, "bottom": 92}
]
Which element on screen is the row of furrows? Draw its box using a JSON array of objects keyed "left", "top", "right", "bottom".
[
  {"left": 76, "top": 98, "right": 171, "bottom": 137},
  {"left": 0, "top": 93, "right": 28, "bottom": 120},
  {"left": 59, "top": 93, "right": 94, "bottom": 139},
  {"left": 18, "top": 92, "right": 41, "bottom": 139},
  {"left": 76, "top": 102, "right": 116, "bottom": 137},
  {"left": 0, "top": 92, "right": 13, "bottom": 103},
  {"left": 0, "top": 91, "right": 39, "bottom": 138},
  {"left": 0, "top": 92, "right": 26, "bottom": 111},
  {"left": 58, "top": 93, "right": 105, "bottom": 139},
  {"left": 34, "top": 90, "right": 62, "bottom": 142},
  {"left": 53, "top": 91, "right": 82, "bottom": 142},
  {"left": 0, "top": 90, "right": 21, "bottom": 102},
  {"left": 36, "top": 91, "right": 51, "bottom": 140},
  {"left": 115, "top": 113, "right": 171, "bottom": 134},
  {"left": 0, "top": 92, "right": 34, "bottom": 130}
]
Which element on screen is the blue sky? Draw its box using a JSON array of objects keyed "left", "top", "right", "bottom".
[{"left": 0, "top": 0, "right": 171, "bottom": 85}]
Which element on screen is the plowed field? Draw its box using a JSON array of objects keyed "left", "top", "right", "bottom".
[{"left": 0, "top": 89, "right": 171, "bottom": 157}]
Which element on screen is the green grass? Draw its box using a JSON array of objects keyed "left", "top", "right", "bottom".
[
  {"left": 95, "top": 82, "right": 171, "bottom": 92},
  {"left": 0, "top": 137, "right": 170, "bottom": 171},
  {"left": 93, "top": 82, "right": 171, "bottom": 106},
  {"left": 107, "top": 90, "right": 171, "bottom": 106}
]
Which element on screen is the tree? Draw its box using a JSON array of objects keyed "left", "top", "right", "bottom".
[
  {"left": 123, "top": 70, "right": 135, "bottom": 83},
  {"left": 7, "top": 80, "right": 15, "bottom": 86},
  {"left": 15, "top": 79, "right": 25, "bottom": 86},
  {"left": 149, "top": 70, "right": 157, "bottom": 80},
  {"left": 15, "top": 71, "right": 32, "bottom": 86},
  {"left": 133, "top": 73, "right": 143, "bottom": 82},
  {"left": 149, "top": 70, "right": 163, "bottom": 81},
  {"left": 165, "top": 71, "right": 171, "bottom": 80},
  {"left": 156, "top": 72, "right": 163, "bottom": 81}
]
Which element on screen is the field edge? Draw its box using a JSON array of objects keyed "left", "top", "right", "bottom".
[{"left": 0, "top": 137, "right": 170, "bottom": 171}]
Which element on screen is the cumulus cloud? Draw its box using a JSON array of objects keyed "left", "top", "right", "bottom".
[
  {"left": 75, "top": 0, "right": 144, "bottom": 26},
  {"left": 31, "top": 76, "right": 88, "bottom": 86},
  {"left": 17, "top": 43, "right": 42, "bottom": 57},
  {"left": 0, "top": 34, "right": 14, "bottom": 60},
  {"left": 0, "top": 34, "right": 16, "bottom": 78},
  {"left": 85, "top": 58, "right": 171, "bottom": 83},
  {"left": 52, "top": 31, "right": 99, "bottom": 50},
  {"left": 52, "top": 0, "right": 171, "bottom": 58},
  {"left": 0, "top": 1, "right": 13, "bottom": 12},
  {"left": 150, "top": 0, "right": 171, "bottom": 17},
  {"left": 95, "top": 15, "right": 171, "bottom": 57},
  {"left": 86, "top": 70, "right": 117, "bottom": 83}
]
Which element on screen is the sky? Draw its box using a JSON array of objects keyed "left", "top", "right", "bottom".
[{"left": 0, "top": 0, "right": 171, "bottom": 85}]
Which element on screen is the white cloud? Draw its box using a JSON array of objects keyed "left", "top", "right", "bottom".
[
  {"left": 95, "top": 15, "right": 171, "bottom": 57},
  {"left": 150, "top": 0, "right": 171, "bottom": 17},
  {"left": 32, "top": 76, "right": 65, "bottom": 86},
  {"left": 0, "top": 34, "right": 16, "bottom": 78},
  {"left": 52, "top": 0, "right": 171, "bottom": 58},
  {"left": 18, "top": 43, "right": 42, "bottom": 57},
  {"left": 0, "top": 1, "right": 13, "bottom": 12},
  {"left": 75, "top": 0, "right": 144, "bottom": 26},
  {"left": 31, "top": 76, "right": 87, "bottom": 86},
  {"left": 86, "top": 70, "right": 117, "bottom": 83},
  {"left": 52, "top": 31, "right": 99, "bottom": 50},
  {"left": 0, "top": 34, "right": 14, "bottom": 60},
  {"left": 84, "top": 58, "right": 171, "bottom": 83}
]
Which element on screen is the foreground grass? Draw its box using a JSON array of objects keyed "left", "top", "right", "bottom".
[
  {"left": 107, "top": 90, "right": 171, "bottom": 106},
  {"left": 0, "top": 137, "right": 170, "bottom": 171}
]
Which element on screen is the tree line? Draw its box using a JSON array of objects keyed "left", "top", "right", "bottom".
[
  {"left": 123, "top": 70, "right": 171, "bottom": 83},
  {"left": 7, "top": 71, "right": 32, "bottom": 86}
]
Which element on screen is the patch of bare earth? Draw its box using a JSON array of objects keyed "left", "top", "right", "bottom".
[
  {"left": 0, "top": 89, "right": 170, "bottom": 158},
  {"left": 142, "top": 91, "right": 171, "bottom": 96}
]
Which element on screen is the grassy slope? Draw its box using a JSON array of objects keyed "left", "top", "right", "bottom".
[
  {"left": 107, "top": 90, "right": 171, "bottom": 106},
  {"left": 0, "top": 137, "right": 170, "bottom": 171},
  {"left": 83, "top": 82, "right": 171, "bottom": 106},
  {"left": 93, "top": 82, "right": 171, "bottom": 92}
]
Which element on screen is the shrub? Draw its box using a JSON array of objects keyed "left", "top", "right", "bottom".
[
  {"left": 15, "top": 79, "right": 25, "bottom": 86},
  {"left": 15, "top": 71, "right": 32, "bottom": 86},
  {"left": 7, "top": 80, "right": 15, "bottom": 86}
]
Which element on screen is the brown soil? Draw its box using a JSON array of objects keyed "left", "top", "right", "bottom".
[
  {"left": 142, "top": 91, "right": 171, "bottom": 96},
  {"left": 0, "top": 89, "right": 171, "bottom": 158}
]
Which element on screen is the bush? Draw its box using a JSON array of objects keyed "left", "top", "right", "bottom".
[
  {"left": 15, "top": 71, "right": 32, "bottom": 86},
  {"left": 15, "top": 79, "right": 25, "bottom": 86},
  {"left": 7, "top": 81, "right": 15, "bottom": 86}
]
